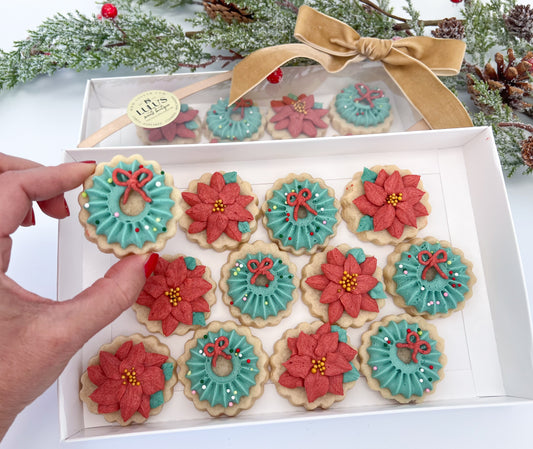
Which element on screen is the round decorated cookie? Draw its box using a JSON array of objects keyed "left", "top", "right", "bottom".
[
  {"left": 270, "top": 321, "right": 360, "bottom": 410},
  {"left": 205, "top": 98, "right": 266, "bottom": 142},
  {"left": 78, "top": 154, "right": 181, "bottom": 257},
  {"left": 219, "top": 241, "right": 299, "bottom": 328},
  {"left": 301, "top": 244, "right": 387, "bottom": 328},
  {"left": 329, "top": 82, "right": 393, "bottom": 135},
  {"left": 178, "top": 171, "right": 260, "bottom": 252},
  {"left": 266, "top": 93, "right": 329, "bottom": 139},
  {"left": 262, "top": 173, "right": 341, "bottom": 255},
  {"left": 133, "top": 254, "right": 217, "bottom": 336},
  {"left": 384, "top": 237, "right": 476, "bottom": 319},
  {"left": 177, "top": 321, "right": 269, "bottom": 417},
  {"left": 79, "top": 334, "right": 178, "bottom": 426},
  {"left": 341, "top": 165, "right": 431, "bottom": 245},
  {"left": 136, "top": 103, "right": 201, "bottom": 145},
  {"left": 359, "top": 314, "right": 446, "bottom": 403}
]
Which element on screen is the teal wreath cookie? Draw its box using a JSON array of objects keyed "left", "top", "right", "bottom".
[
  {"left": 329, "top": 83, "right": 393, "bottom": 135},
  {"left": 177, "top": 321, "right": 269, "bottom": 417},
  {"left": 262, "top": 173, "right": 341, "bottom": 255},
  {"left": 205, "top": 98, "right": 266, "bottom": 142},
  {"left": 78, "top": 154, "right": 181, "bottom": 257},
  {"left": 220, "top": 241, "right": 299, "bottom": 328},
  {"left": 359, "top": 314, "right": 446, "bottom": 403},
  {"left": 384, "top": 237, "right": 476, "bottom": 319}
]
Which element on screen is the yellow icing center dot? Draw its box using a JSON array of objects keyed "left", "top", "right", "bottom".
[
  {"left": 122, "top": 367, "right": 141, "bottom": 386},
  {"left": 386, "top": 192, "right": 403, "bottom": 207},
  {"left": 338, "top": 270, "right": 358, "bottom": 292},
  {"left": 165, "top": 287, "right": 182, "bottom": 306},
  {"left": 293, "top": 100, "right": 308, "bottom": 115},
  {"left": 212, "top": 198, "right": 226, "bottom": 212},
  {"left": 311, "top": 357, "right": 327, "bottom": 376}
]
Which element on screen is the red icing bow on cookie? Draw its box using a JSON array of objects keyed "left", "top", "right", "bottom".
[
  {"left": 203, "top": 336, "right": 232, "bottom": 367},
  {"left": 417, "top": 249, "right": 448, "bottom": 280},
  {"left": 247, "top": 258, "right": 275, "bottom": 285},
  {"left": 113, "top": 167, "right": 153, "bottom": 204},
  {"left": 353, "top": 83, "right": 384, "bottom": 108},
  {"left": 396, "top": 329, "right": 431, "bottom": 363},
  {"left": 287, "top": 188, "right": 317, "bottom": 221}
]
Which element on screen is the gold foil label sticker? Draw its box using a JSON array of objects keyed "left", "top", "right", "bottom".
[{"left": 127, "top": 90, "right": 180, "bottom": 128}]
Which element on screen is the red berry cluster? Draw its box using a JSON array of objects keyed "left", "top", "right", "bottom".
[
  {"left": 101, "top": 3, "right": 118, "bottom": 19},
  {"left": 266, "top": 68, "right": 283, "bottom": 84}
]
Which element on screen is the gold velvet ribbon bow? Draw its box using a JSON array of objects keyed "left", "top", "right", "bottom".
[{"left": 229, "top": 5, "right": 472, "bottom": 129}]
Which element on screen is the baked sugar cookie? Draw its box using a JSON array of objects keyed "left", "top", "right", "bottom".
[
  {"left": 341, "top": 165, "right": 430, "bottom": 245},
  {"left": 78, "top": 154, "right": 181, "bottom": 257},
  {"left": 219, "top": 241, "right": 299, "bottom": 328},
  {"left": 301, "top": 244, "right": 387, "bottom": 328},
  {"left": 270, "top": 321, "right": 360, "bottom": 410},
  {"left": 384, "top": 237, "right": 476, "bottom": 319},
  {"left": 79, "top": 334, "right": 178, "bottom": 426},
  {"left": 177, "top": 321, "right": 269, "bottom": 417},
  {"left": 359, "top": 314, "right": 446, "bottom": 403}
]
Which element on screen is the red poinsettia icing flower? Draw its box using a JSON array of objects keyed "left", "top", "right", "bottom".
[
  {"left": 353, "top": 169, "right": 428, "bottom": 238},
  {"left": 182, "top": 172, "right": 254, "bottom": 243},
  {"left": 270, "top": 94, "right": 328, "bottom": 138},
  {"left": 147, "top": 107, "right": 199, "bottom": 142},
  {"left": 306, "top": 248, "right": 379, "bottom": 323},
  {"left": 278, "top": 323, "right": 357, "bottom": 403},
  {"left": 87, "top": 341, "right": 168, "bottom": 422},
  {"left": 137, "top": 256, "right": 212, "bottom": 336}
]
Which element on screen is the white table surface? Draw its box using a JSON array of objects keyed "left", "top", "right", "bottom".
[{"left": 1, "top": 1, "right": 532, "bottom": 448}]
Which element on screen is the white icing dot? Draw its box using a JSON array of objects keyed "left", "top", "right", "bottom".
[
  {"left": 315, "top": 193, "right": 319, "bottom": 197},
  {"left": 320, "top": 208, "right": 324, "bottom": 211},
  {"left": 155, "top": 181, "right": 162, "bottom": 187},
  {"left": 419, "top": 379, "right": 424, "bottom": 383},
  {"left": 421, "top": 287, "right": 425, "bottom": 291},
  {"left": 398, "top": 264, "right": 403, "bottom": 269},
  {"left": 231, "top": 396, "right": 235, "bottom": 400},
  {"left": 202, "top": 385, "right": 207, "bottom": 390},
  {"left": 384, "top": 337, "right": 389, "bottom": 342},
  {"left": 144, "top": 225, "right": 149, "bottom": 230},
  {"left": 455, "top": 272, "right": 459, "bottom": 276},
  {"left": 420, "top": 368, "right": 425, "bottom": 372},
  {"left": 226, "top": 389, "right": 230, "bottom": 393},
  {"left": 84, "top": 203, "right": 90, "bottom": 209},
  {"left": 239, "top": 354, "right": 243, "bottom": 358}
]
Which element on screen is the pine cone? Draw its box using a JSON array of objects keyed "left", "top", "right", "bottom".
[
  {"left": 521, "top": 136, "right": 533, "bottom": 167},
  {"left": 504, "top": 4, "right": 533, "bottom": 42},
  {"left": 203, "top": 0, "right": 254, "bottom": 24},
  {"left": 467, "top": 49, "right": 533, "bottom": 113},
  {"left": 431, "top": 17, "right": 465, "bottom": 40}
]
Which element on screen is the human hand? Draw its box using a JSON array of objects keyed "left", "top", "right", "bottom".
[{"left": 0, "top": 153, "right": 154, "bottom": 440}]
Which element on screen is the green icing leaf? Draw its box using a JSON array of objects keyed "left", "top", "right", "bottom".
[
  {"left": 162, "top": 362, "right": 174, "bottom": 381},
  {"left": 192, "top": 312, "right": 206, "bottom": 326},
  {"left": 238, "top": 221, "right": 250, "bottom": 233},
  {"left": 361, "top": 167, "right": 378, "bottom": 183},
  {"left": 184, "top": 256, "right": 197, "bottom": 270},
  {"left": 369, "top": 281, "right": 387, "bottom": 299},
  {"left": 223, "top": 171, "right": 237, "bottom": 184},
  {"left": 331, "top": 325, "right": 347, "bottom": 343},
  {"left": 150, "top": 390, "right": 164, "bottom": 409},
  {"left": 185, "top": 120, "right": 199, "bottom": 130},
  {"left": 181, "top": 104, "right": 189, "bottom": 112},
  {"left": 343, "top": 362, "right": 361, "bottom": 383},
  {"left": 287, "top": 93, "right": 298, "bottom": 101},
  {"left": 357, "top": 215, "right": 374, "bottom": 232},
  {"left": 314, "top": 102, "right": 323, "bottom": 109},
  {"left": 346, "top": 248, "right": 366, "bottom": 264}
]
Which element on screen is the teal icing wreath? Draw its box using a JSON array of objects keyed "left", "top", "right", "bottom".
[
  {"left": 185, "top": 328, "right": 259, "bottom": 408},
  {"left": 335, "top": 83, "right": 391, "bottom": 127},
  {"left": 205, "top": 98, "right": 263, "bottom": 141},
  {"left": 82, "top": 159, "right": 175, "bottom": 249},
  {"left": 227, "top": 251, "right": 296, "bottom": 320}
]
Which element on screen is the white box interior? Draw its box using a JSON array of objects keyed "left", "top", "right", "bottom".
[{"left": 58, "top": 125, "right": 533, "bottom": 442}]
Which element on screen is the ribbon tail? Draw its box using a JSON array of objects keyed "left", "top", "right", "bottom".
[
  {"left": 229, "top": 43, "right": 356, "bottom": 105},
  {"left": 382, "top": 48, "right": 472, "bottom": 129}
]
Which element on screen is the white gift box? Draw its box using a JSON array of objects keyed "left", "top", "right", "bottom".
[{"left": 57, "top": 66, "right": 532, "bottom": 442}]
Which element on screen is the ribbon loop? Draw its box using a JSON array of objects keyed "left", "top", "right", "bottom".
[
  {"left": 396, "top": 330, "right": 431, "bottom": 363},
  {"left": 417, "top": 249, "right": 449, "bottom": 280},
  {"left": 203, "top": 336, "right": 232, "bottom": 368},
  {"left": 112, "top": 167, "right": 153, "bottom": 205},
  {"left": 286, "top": 188, "right": 318, "bottom": 221},
  {"left": 247, "top": 258, "right": 275, "bottom": 285}
]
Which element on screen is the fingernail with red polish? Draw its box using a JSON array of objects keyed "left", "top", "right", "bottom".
[
  {"left": 64, "top": 199, "right": 70, "bottom": 217},
  {"left": 31, "top": 209, "right": 36, "bottom": 226},
  {"left": 80, "top": 160, "right": 96, "bottom": 164},
  {"left": 144, "top": 253, "right": 159, "bottom": 278}
]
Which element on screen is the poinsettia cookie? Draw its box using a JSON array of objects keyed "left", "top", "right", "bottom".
[
  {"left": 177, "top": 321, "right": 269, "bottom": 417},
  {"left": 178, "top": 171, "right": 259, "bottom": 251},
  {"left": 270, "top": 321, "right": 360, "bottom": 410},
  {"left": 205, "top": 98, "right": 266, "bottom": 142},
  {"left": 78, "top": 154, "right": 181, "bottom": 257},
  {"left": 384, "top": 237, "right": 476, "bottom": 319},
  {"left": 137, "top": 103, "right": 201, "bottom": 145},
  {"left": 266, "top": 93, "right": 329, "bottom": 139},
  {"left": 79, "top": 334, "right": 178, "bottom": 426},
  {"left": 133, "top": 254, "right": 217, "bottom": 336},
  {"left": 219, "top": 241, "right": 299, "bottom": 328},
  {"left": 301, "top": 244, "right": 387, "bottom": 328},
  {"left": 341, "top": 165, "right": 431, "bottom": 245},
  {"left": 262, "top": 173, "right": 341, "bottom": 255},
  {"left": 359, "top": 314, "right": 446, "bottom": 403},
  {"left": 329, "top": 82, "right": 393, "bottom": 135}
]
